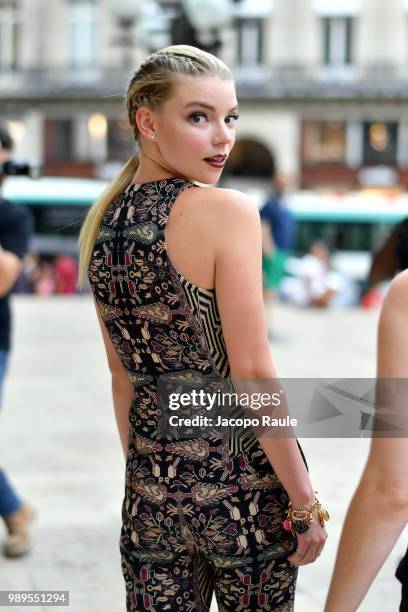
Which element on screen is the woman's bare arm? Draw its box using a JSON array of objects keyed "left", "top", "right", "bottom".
[
  {"left": 324, "top": 270, "right": 408, "bottom": 611},
  {"left": 213, "top": 189, "right": 326, "bottom": 566},
  {"left": 94, "top": 300, "right": 134, "bottom": 458}
]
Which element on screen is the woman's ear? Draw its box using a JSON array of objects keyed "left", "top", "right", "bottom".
[{"left": 135, "top": 107, "right": 155, "bottom": 141}]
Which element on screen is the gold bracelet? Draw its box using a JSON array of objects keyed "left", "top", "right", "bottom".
[{"left": 283, "top": 493, "right": 330, "bottom": 535}]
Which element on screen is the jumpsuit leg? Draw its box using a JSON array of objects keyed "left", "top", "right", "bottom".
[
  {"left": 120, "top": 444, "right": 299, "bottom": 611},
  {"left": 213, "top": 555, "right": 297, "bottom": 612},
  {"left": 196, "top": 498, "right": 298, "bottom": 612},
  {"left": 189, "top": 449, "right": 299, "bottom": 611},
  {"left": 120, "top": 486, "right": 214, "bottom": 612},
  {"left": 120, "top": 404, "right": 304, "bottom": 611}
]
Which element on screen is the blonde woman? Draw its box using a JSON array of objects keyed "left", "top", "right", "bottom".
[
  {"left": 78, "top": 45, "right": 328, "bottom": 611},
  {"left": 325, "top": 270, "right": 408, "bottom": 611}
]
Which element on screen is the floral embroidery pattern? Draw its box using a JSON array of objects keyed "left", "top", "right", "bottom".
[{"left": 88, "top": 179, "right": 300, "bottom": 611}]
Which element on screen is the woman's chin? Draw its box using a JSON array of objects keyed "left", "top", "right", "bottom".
[{"left": 190, "top": 171, "right": 223, "bottom": 186}]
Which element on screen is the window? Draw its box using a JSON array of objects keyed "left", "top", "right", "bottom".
[
  {"left": 0, "top": 0, "right": 19, "bottom": 70},
  {"left": 44, "top": 119, "right": 75, "bottom": 162},
  {"left": 363, "top": 122, "right": 398, "bottom": 166},
  {"left": 66, "top": 0, "right": 98, "bottom": 68},
  {"left": 303, "top": 121, "right": 347, "bottom": 164},
  {"left": 322, "top": 17, "right": 353, "bottom": 66},
  {"left": 234, "top": 17, "right": 264, "bottom": 66}
]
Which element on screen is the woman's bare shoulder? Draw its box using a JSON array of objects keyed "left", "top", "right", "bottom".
[
  {"left": 389, "top": 268, "right": 408, "bottom": 291},
  {"left": 192, "top": 186, "right": 259, "bottom": 223},
  {"left": 383, "top": 270, "right": 408, "bottom": 312}
]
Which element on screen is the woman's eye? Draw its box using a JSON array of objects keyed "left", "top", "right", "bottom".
[
  {"left": 190, "top": 113, "right": 207, "bottom": 124},
  {"left": 226, "top": 114, "right": 239, "bottom": 125}
]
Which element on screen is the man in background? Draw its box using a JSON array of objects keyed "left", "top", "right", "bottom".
[
  {"left": 0, "top": 124, "right": 34, "bottom": 557},
  {"left": 260, "top": 174, "right": 296, "bottom": 339}
]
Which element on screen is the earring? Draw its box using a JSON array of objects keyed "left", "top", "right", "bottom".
[{"left": 150, "top": 133, "right": 156, "bottom": 141}]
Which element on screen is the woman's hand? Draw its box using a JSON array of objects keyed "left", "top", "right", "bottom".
[{"left": 287, "top": 514, "right": 328, "bottom": 566}]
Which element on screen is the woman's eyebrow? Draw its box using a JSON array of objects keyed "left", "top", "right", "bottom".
[{"left": 184, "top": 101, "right": 239, "bottom": 113}]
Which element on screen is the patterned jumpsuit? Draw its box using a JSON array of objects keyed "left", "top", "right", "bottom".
[{"left": 88, "top": 178, "right": 307, "bottom": 611}]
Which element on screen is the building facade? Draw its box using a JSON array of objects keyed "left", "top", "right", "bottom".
[{"left": 2, "top": 0, "right": 408, "bottom": 190}]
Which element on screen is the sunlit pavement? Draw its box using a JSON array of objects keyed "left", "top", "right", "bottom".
[{"left": 0, "top": 296, "right": 406, "bottom": 612}]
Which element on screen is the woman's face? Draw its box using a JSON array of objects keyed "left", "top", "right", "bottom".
[{"left": 151, "top": 75, "right": 238, "bottom": 184}]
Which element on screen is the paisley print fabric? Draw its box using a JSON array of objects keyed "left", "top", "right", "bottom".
[{"left": 88, "top": 178, "right": 303, "bottom": 611}]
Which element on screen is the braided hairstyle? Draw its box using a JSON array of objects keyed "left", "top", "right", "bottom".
[{"left": 126, "top": 46, "right": 232, "bottom": 141}]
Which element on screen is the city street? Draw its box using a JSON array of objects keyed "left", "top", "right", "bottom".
[{"left": 0, "top": 296, "right": 407, "bottom": 612}]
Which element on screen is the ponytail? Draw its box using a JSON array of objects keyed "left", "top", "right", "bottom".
[{"left": 77, "top": 153, "right": 139, "bottom": 287}]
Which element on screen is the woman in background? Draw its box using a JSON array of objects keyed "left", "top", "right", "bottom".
[{"left": 325, "top": 270, "right": 408, "bottom": 611}]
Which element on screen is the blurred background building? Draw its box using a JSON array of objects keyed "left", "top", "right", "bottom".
[
  {"left": 2, "top": 0, "right": 408, "bottom": 191},
  {"left": 3, "top": 0, "right": 408, "bottom": 295}
]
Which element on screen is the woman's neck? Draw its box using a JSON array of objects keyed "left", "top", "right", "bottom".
[{"left": 130, "top": 153, "right": 179, "bottom": 185}]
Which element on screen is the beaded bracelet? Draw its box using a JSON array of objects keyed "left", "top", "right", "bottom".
[{"left": 282, "top": 492, "right": 330, "bottom": 536}]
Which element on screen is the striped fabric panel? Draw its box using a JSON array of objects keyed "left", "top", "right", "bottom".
[
  {"left": 179, "top": 274, "right": 259, "bottom": 456},
  {"left": 195, "top": 547, "right": 215, "bottom": 611},
  {"left": 178, "top": 276, "right": 230, "bottom": 378}
]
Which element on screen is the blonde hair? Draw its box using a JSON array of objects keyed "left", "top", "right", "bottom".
[{"left": 77, "top": 44, "right": 233, "bottom": 286}]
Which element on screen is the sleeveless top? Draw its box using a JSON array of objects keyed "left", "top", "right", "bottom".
[{"left": 88, "top": 177, "right": 260, "bottom": 455}]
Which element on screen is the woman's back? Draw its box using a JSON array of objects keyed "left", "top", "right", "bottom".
[{"left": 88, "top": 177, "right": 230, "bottom": 383}]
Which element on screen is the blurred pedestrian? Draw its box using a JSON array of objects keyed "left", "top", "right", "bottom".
[
  {"left": 54, "top": 253, "right": 78, "bottom": 295},
  {"left": 0, "top": 124, "right": 35, "bottom": 557},
  {"left": 324, "top": 269, "right": 408, "bottom": 611},
  {"left": 14, "top": 252, "right": 40, "bottom": 294},
  {"left": 282, "top": 241, "right": 343, "bottom": 308},
  {"left": 260, "top": 174, "right": 296, "bottom": 338},
  {"left": 34, "top": 260, "right": 55, "bottom": 295}
]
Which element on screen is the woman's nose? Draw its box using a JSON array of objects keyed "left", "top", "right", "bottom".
[{"left": 213, "top": 122, "right": 234, "bottom": 146}]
